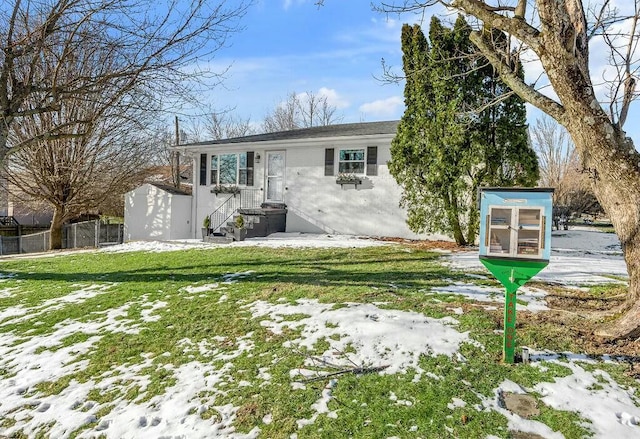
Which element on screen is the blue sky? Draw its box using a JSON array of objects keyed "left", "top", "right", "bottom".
[
  {"left": 200, "top": 0, "right": 407, "bottom": 124},
  {"left": 196, "top": 0, "right": 640, "bottom": 145}
]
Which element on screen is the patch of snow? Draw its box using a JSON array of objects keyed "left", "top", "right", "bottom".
[
  {"left": 249, "top": 299, "right": 476, "bottom": 382},
  {"left": 431, "top": 282, "right": 549, "bottom": 312},
  {"left": 447, "top": 398, "right": 467, "bottom": 409},
  {"left": 480, "top": 381, "right": 565, "bottom": 439},
  {"left": 1, "top": 284, "right": 115, "bottom": 326},
  {"left": 448, "top": 252, "right": 627, "bottom": 285},
  {"left": 182, "top": 283, "right": 219, "bottom": 294},
  {"left": 532, "top": 359, "right": 640, "bottom": 437},
  {"left": 140, "top": 300, "right": 167, "bottom": 323},
  {"left": 102, "top": 233, "right": 389, "bottom": 254},
  {"left": 223, "top": 271, "right": 255, "bottom": 284},
  {"left": 0, "top": 286, "right": 19, "bottom": 298}
]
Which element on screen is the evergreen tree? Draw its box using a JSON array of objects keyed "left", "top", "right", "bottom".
[{"left": 390, "top": 17, "right": 538, "bottom": 245}]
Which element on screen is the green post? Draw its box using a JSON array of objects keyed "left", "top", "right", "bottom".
[
  {"left": 480, "top": 259, "right": 548, "bottom": 364},
  {"left": 503, "top": 285, "right": 518, "bottom": 363}
]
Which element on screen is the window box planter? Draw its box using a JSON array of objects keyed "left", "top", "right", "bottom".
[
  {"left": 211, "top": 185, "right": 240, "bottom": 195},
  {"left": 335, "top": 174, "right": 362, "bottom": 187}
]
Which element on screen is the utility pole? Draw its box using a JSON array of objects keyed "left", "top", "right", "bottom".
[{"left": 174, "top": 116, "right": 181, "bottom": 190}]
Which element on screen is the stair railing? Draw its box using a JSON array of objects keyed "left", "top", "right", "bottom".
[
  {"left": 209, "top": 194, "right": 240, "bottom": 233},
  {"left": 208, "top": 188, "right": 264, "bottom": 233}
]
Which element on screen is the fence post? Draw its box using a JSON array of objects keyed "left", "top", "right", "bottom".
[
  {"left": 95, "top": 220, "right": 99, "bottom": 248},
  {"left": 73, "top": 224, "right": 77, "bottom": 248},
  {"left": 0, "top": 235, "right": 3, "bottom": 256}
]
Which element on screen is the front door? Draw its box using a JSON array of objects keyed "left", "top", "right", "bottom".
[{"left": 265, "top": 151, "right": 285, "bottom": 202}]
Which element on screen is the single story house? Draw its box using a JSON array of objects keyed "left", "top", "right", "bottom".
[{"left": 165, "top": 120, "right": 437, "bottom": 241}]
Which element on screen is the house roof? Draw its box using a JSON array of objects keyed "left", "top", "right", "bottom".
[
  {"left": 179, "top": 120, "right": 400, "bottom": 147},
  {"left": 149, "top": 183, "right": 192, "bottom": 196}
]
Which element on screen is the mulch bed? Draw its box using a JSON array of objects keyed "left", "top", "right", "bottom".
[{"left": 375, "top": 237, "right": 469, "bottom": 252}]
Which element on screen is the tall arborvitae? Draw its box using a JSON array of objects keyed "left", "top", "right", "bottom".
[{"left": 390, "top": 16, "right": 539, "bottom": 245}]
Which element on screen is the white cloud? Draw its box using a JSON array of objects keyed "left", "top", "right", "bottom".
[
  {"left": 359, "top": 96, "right": 404, "bottom": 118},
  {"left": 317, "top": 87, "right": 350, "bottom": 109}
]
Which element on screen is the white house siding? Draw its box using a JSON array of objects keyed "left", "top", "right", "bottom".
[
  {"left": 188, "top": 138, "right": 437, "bottom": 240},
  {"left": 282, "top": 141, "right": 426, "bottom": 239},
  {"left": 125, "top": 184, "right": 192, "bottom": 241}
]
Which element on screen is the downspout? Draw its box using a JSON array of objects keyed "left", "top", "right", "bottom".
[{"left": 191, "top": 151, "right": 197, "bottom": 238}]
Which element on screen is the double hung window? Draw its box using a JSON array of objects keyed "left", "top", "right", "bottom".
[
  {"left": 209, "top": 152, "right": 253, "bottom": 186},
  {"left": 338, "top": 149, "right": 365, "bottom": 174},
  {"left": 325, "top": 146, "right": 378, "bottom": 176}
]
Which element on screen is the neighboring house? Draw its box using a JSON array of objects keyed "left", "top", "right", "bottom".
[
  {"left": 144, "top": 164, "right": 193, "bottom": 191},
  {"left": 165, "top": 120, "right": 437, "bottom": 240},
  {"left": 124, "top": 183, "right": 192, "bottom": 241},
  {"left": 7, "top": 201, "right": 53, "bottom": 226}
]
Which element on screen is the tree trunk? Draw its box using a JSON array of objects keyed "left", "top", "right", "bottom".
[
  {"left": 444, "top": 190, "right": 467, "bottom": 246},
  {"left": 50, "top": 206, "right": 65, "bottom": 250},
  {"left": 566, "top": 121, "right": 640, "bottom": 339},
  {"left": 0, "top": 126, "right": 9, "bottom": 216},
  {"left": 533, "top": 11, "right": 640, "bottom": 339}
]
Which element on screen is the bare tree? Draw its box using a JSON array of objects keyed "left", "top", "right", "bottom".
[
  {"left": 297, "top": 91, "right": 343, "bottom": 128},
  {"left": 531, "top": 116, "right": 575, "bottom": 189},
  {"left": 371, "top": 0, "right": 640, "bottom": 339},
  {"left": 263, "top": 92, "right": 301, "bottom": 132},
  {"left": 262, "top": 91, "right": 343, "bottom": 132},
  {"left": 0, "top": 0, "right": 251, "bottom": 155},
  {"left": 5, "top": 32, "right": 157, "bottom": 249},
  {"left": 205, "top": 111, "right": 255, "bottom": 140},
  {"left": 531, "top": 116, "right": 601, "bottom": 227},
  {"left": 7, "top": 94, "right": 153, "bottom": 249}
]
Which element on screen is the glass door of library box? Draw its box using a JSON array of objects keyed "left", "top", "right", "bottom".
[{"left": 485, "top": 206, "right": 546, "bottom": 259}]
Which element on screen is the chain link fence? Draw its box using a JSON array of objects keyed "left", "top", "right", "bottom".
[{"left": 0, "top": 220, "right": 123, "bottom": 256}]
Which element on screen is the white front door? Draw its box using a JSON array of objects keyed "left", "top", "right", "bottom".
[{"left": 265, "top": 151, "right": 285, "bottom": 202}]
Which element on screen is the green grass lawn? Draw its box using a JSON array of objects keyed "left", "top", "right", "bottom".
[{"left": 0, "top": 245, "right": 637, "bottom": 438}]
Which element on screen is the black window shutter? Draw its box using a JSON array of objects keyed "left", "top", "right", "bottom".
[
  {"left": 199, "top": 153, "right": 207, "bottom": 185},
  {"left": 246, "top": 151, "right": 254, "bottom": 186},
  {"left": 324, "top": 148, "right": 334, "bottom": 176},
  {"left": 366, "top": 146, "right": 378, "bottom": 176}
]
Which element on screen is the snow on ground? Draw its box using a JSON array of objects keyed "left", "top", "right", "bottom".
[
  {"left": 101, "top": 233, "right": 389, "bottom": 253},
  {"left": 430, "top": 282, "right": 550, "bottom": 312},
  {"left": 531, "top": 356, "right": 640, "bottom": 437},
  {"left": 249, "top": 299, "right": 476, "bottom": 383},
  {"left": 0, "top": 274, "right": 260, "bottom": 438}
]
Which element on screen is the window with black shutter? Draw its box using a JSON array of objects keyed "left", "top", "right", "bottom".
[
  {"left": 324, "top": 148, "right": 335, "bottom": 176},
  {"left": 199, "top": 153, "right": 207, "bottom": 186},
  {"left": 366, "top": 146, "right": 378, "bottom": 176},
  {"left": 246, "top": 151, "right": 254, "bottom": 186}
]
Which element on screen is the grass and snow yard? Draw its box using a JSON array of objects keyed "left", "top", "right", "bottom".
[{"left": 0, "top": 231, "right": 638, "bottom": 438}]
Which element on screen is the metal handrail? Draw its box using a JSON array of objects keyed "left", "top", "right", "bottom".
[
  {"left": 208, "top": 188, "right": 263, "bottom": 233},
  {"left": 209, "top": 194, "right": 240, "bottom": 233},
  {"left": 240, "top": 188, "right": 263, "bottom": 209}
]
